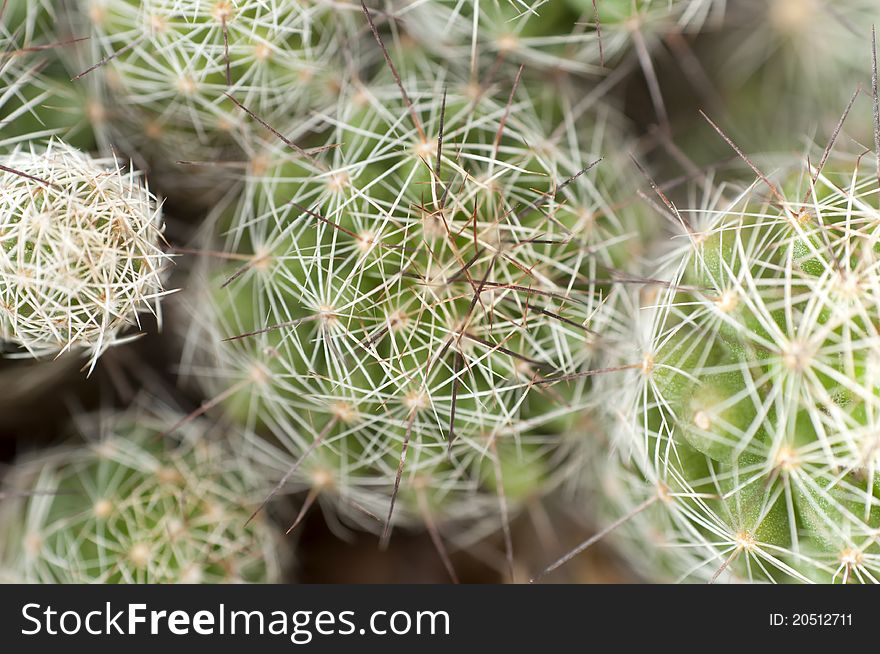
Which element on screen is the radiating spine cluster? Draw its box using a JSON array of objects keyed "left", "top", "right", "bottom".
[
  {"left": 0, "top": 141, "right": 170, "bottom": 370},
  {"left": 394, "top": 0, "right": 723, "bottom": 74},
  {"left": 589, "top": 153, "right": 880, "bottom": 583},
  {"left": 77, "top": 0, "right": 361, "bottom": 203},
  {"left": 178, "top": 48, "right": 637, "bottom": 554}
]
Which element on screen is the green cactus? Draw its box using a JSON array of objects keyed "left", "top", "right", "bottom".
[
  {"left": 0, "top": 404, "right": 288, "bottom": 583},
  {"left": 593, "top": 154, "right": 880, "bottom": 583},
  {"left": 178, "top": 59, "right": 637, "bottom": 545},
  {"left": 694, "top": 0, "right": 877, "bottom": 152},
  {"left": 77, "top": 0, "right": 361, "bottom": 203}
]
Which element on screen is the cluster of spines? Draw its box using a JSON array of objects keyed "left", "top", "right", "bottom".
[
  {"left": 174, "top": 33, "right": 643, "bottom": 572},
  {"left": 0, "top": 140, "right": 171, "bottom": 371},
  {"left": 72, "top": 0, "right": 366, "bottom": 204},
  {"left": 579, "top": 148, "right": 880, "bottom": 584}
]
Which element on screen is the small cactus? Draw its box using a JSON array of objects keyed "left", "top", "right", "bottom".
[
  {"left": 594, "top": 153, "right": 880, "bottom": 583},
  {"left": 0, "top": 404, "right": 288, "bottom": 583},
  {"left": 0, "top": 140, "right": 171, "bottom": 370},
  {"left": 179, "top": 63, "right": 634, "bottom": 546},
  {"left": 78, "top": 0, "right": 360, "bottom": 203}
]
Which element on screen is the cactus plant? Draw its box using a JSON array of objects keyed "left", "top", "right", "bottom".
[
  {"left": 0, "top": 140, "right": 171, "bottom": 371},
  {"left": 178, "top": 57, "right": 637, "bottom": 556},
  {"left": 0, "top": 404, "right": 288, "bottom": 583},
  {"left": 589, "top": 152, "right": 880, "bottom": 583},
  {"left": 77, "top": 0, "right": 362, "bottom": 204},
  {"left": 389, "top": 0, "right": 597, "bottom": 77}
]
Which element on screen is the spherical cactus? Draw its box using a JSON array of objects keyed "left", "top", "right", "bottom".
[
  {"left": 179, "top": 64, "right": 635, "bottom": 548},
  {"left": 0, "top": 140, "right": 170, "bottom": 370},
  {"left": 78, "top": 0, "right": 361, "bottom": 204},
  {"left": 0, "top": 405, "right": 288, "bottom": 583},
  {"left": 594, "top": 153, "right": 880, "bottom": 583}
]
